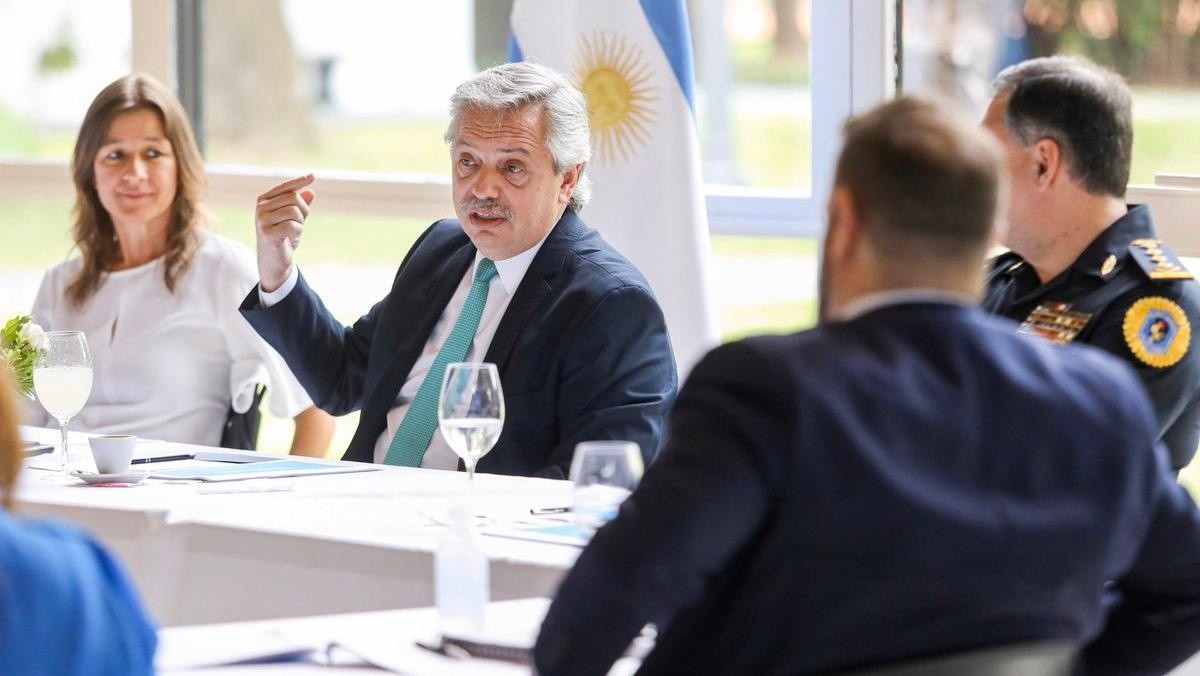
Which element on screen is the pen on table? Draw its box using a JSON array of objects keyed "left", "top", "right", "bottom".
[
  {"left": 130, "top": 454, "right": 193, "bottom": 465},
  {"left": 530, "top": 506, "right": 571, "bottom": 515}
]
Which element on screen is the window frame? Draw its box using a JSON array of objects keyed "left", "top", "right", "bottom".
[{"left": 0, "top": 0, "right": 894, "bottom": 240}]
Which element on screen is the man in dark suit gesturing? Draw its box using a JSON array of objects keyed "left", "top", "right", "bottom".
[
  {"left": 534, "top": 98, "right": 1200, "bottom": 675},
  {"left": 240, "top": 62, "right": 676, "bottom": 478}
]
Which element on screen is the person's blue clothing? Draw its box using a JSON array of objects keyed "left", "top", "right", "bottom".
[{"left": 0, "top": 510, "right": 156, "bottom": 675}]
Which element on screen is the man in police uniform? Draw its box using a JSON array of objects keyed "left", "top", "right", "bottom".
[{"left": 982, "top": 56, "right": 1200, "bottom": 470}]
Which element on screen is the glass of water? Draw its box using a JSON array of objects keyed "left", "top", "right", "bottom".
[
  {"left": 570, "top": 441, "right": 643, "bottom": 534},
  {"left": 33, "top": 331, "right": 93, "bottom": 474},
  {"left": 438, "top": 362, "right": 505, "bottom": 490}
]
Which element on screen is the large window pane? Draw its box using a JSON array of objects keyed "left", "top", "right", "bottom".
[
  {"left": 899, "top": 0, "right": 1200, "bottom": 183},
  {"left": 0, "top": 0, "right": 131, "bottom": 161},
  {"left": 200, "top": 0, "right": 472, "bottom": 175},
  {"left": 0, "top": 197, "right": 73, "bottom": 323},
  {"left": 200, "top": 0, "right": 812, "bottom": 192},
  {"left": 695, "top": 0, "right": 812, "bottom": 192},
  {"left": 0, "top": 1, "right": 131, "bottom": 328}
]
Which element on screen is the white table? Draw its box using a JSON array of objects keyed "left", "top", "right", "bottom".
[
  {"left": 157, "top": 598, "right": 645, "bottom": 675},
  {"left": 157, "top": 598, "right": 548, "bottom": 674},
  {"left": 155, "top": 597, "right": 1200, "bottom": 676},
  {"left": 16, "top": 427, "right": 580, "bottom": 626}
]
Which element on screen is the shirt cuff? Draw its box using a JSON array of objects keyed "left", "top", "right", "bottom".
[{"left": 258, "top": 266, "right": 299, "bottom": 308}]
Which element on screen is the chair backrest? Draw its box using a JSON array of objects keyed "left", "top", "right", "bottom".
[
  {"left": 1155, "top": 173, "right": 1200, "bottom": 190},
  {"left": 219, "top": 384, "right": 266, "bottom": 450},
  {"left": 829, "top": 640, "right": 1077, "bottom": 676},
  {"left": 1127, "top": 183, "right": 1200, "bottom": 258}
]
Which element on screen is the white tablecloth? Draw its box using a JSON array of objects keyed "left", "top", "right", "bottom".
[
  {"left": 157, "top": 598, "right": 549, "bottom": 674},
  {"left": 157, "top": 598, "right": 646, "bottom": 675},
  {"left": 16, "top": 426, "right": 579, "bottom": 626},
  {"left": 151, "top": 593, "right": 1200, "bottom": 676}
]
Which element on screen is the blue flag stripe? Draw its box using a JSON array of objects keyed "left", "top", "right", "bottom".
[
  {"left": 507, "top": 32, "right": 524, "bottom": 63},
  {"left": 639, "top": 0, "right": 696, "bottom": 112}
]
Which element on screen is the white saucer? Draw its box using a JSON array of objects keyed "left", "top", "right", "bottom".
[{"left": 69, "top": 470, "right": 149, "bottom": 485}]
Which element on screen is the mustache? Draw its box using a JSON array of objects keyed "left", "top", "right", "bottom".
[{"left": 460, "top": 198, "right": 512, "bottom": 220}]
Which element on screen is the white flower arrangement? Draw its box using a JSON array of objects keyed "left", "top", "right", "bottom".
[{"left": 1, "top": 315, "right": 47, "bottom": 399}]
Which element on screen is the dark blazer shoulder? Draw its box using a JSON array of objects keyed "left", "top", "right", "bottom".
[
  {"left": 383, "top": 218, "right": 475, "bottom": 295},
  {"left": 554, "top": 211, "right": 657, "bottom": 298},
  {"left": 685, "top": 331, "right": 822, "bottom": 420}
]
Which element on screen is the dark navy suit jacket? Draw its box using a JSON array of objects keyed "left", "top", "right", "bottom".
[
  {"left": 535, "top": 301, "right": 1200, "bottom": 675},
  {"left": 240, "top": 210, "right": 677, "bottom": 478}
]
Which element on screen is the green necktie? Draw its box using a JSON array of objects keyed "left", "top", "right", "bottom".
[{"left": 384, "top": 259, "right": 498, "bottom": 467}]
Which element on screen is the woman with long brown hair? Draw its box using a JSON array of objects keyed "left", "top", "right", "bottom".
[
  {"left": 28, "top": 73, "right": 332, "bottom": 453},
  {"left": 0, "top": 370, "right": 157, "bottom": 673}
]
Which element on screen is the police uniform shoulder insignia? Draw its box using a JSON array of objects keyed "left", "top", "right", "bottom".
[
  {"left": 1129, "top": 239, "right": 1194, "bottom": 281},
  {"left": 1122, "top": 296, "right": 1191, "bottom": 368}
]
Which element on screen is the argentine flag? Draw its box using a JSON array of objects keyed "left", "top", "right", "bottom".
[{"left": 509, "top": 0, "right": 718, "bottom": 375}]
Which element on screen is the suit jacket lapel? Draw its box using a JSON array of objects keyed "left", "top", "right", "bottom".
[
  {"left": 484, "top": 211, "right": 583, "bottom": 372},
  {"left": 375, "top": 242, "right": 476, "bottom": 397}
]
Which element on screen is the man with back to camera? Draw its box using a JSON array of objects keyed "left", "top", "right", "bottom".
[
  {"left": 239, "top": 62, "right": 677, "bottom": 478},
  {"left": 533, "top": 97, "right": 1200, "bottom": 676},
  {"left": 982, "top": 55, "right": 1200, "bottom": 471}
]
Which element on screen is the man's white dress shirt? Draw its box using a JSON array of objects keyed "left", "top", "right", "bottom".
[{"left": 262, "top": 236, "right": 548, "bottom": 467}]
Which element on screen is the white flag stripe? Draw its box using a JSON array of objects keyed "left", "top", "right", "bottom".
[{"left": 511, "top": 0, "right": 719, "bottom": 375}]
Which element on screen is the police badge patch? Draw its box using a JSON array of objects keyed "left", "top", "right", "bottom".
[{"left": 1122, "top": 296, "right": 1192, "bottom": 368}]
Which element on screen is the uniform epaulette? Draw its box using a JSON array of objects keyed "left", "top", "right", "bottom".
[{"left": 1128, "top": 239, "right": 1194, "bottom": 281}]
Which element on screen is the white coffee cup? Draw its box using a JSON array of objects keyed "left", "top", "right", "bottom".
[{"left": 88, "top": 435, "right": 136, "bottom": 474}]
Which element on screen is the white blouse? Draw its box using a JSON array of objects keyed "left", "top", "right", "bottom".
[{"left": 28, "top": 234, "right": 313, "bottom": 447}]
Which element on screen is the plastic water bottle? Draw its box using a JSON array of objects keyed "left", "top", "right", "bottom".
[{"left": 435, "top": 500, "right": 490, "bottom": 634}]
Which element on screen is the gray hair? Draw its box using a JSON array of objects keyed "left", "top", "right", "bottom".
[
  {"left": 990, "top": 56, "right": 1132, "bottom": 198},
  {"left": 445, "top": 61, "right": 592, "bottom": 212}
]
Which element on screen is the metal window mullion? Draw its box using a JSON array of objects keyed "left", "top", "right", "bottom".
[{"left": 175, "top": 0, "right": 204, "bottom": 155}]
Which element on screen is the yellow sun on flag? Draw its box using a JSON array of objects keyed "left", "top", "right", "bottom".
[{"left": 574, "top": 31, "right": 658, "bottom": 164}]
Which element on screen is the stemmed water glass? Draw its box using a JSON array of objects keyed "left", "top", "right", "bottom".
[
  {"left": 570, "top": 441, "right": 644, "bottom": 535},
  {"left": 33, "top": 331, "right": 93, "bottom": 474},
  {"left": 438, "top": 362, "right": 505, "bottom": 494}
]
